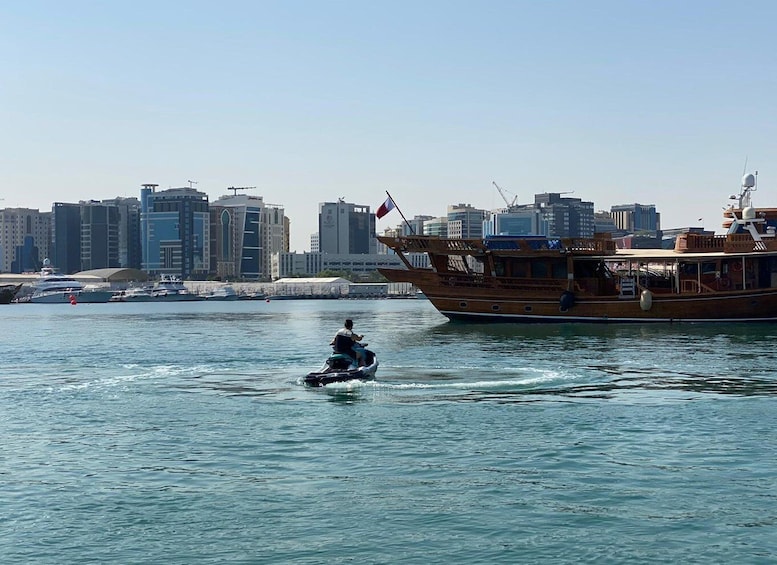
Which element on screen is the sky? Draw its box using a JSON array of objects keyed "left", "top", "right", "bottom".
[{"left": 2, "top": 0, "right": 777, "bottom": 252}]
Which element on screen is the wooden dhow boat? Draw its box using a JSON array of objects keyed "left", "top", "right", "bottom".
[{"left": 378, "top": 174, "right": 777, "bottom": 323}]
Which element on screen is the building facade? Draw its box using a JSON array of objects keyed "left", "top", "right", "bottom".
[
  {"left": 447, "top": 204, "right": 487, "bottom": 239},
  {"left": 318, "top": 200, "right": 376, "bottom": 254},
  {"left": 610, "top": 203, "right": 660, "bottom": 234},
  {"left": 52, "top": 202, "right": 83, "bottom": 273},
  {"left": 140, "top": 185, "right": 210, "bottom": 279},
  {"left": 102, "top": 197, "right": 142, "bottom": 270},
  {"left": 402, "top": 215, "right": 434, "bottom": 236},
  {"left": 271, "top": 251, "right": 404, "bottom": 280},
  {"left": 80, "top": 201, "right": 121, "bottom": 271},
  {"left": 209, "top": 194, "right": 286, "bottom": 280},
  {"left": 534, "top": 193, "right": 595, "bottom": 238},
  {"left": 0, "top": 208, "right": 50, "bottom": 273},
  {"left": 423, "top": 217, "right": 448, "bottom": 237},
  {"left": 489, "top": 208, "right": 543, "bottom": 236}
]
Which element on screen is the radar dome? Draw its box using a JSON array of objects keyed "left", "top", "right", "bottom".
[
  {"left": 743, "top": 173, "right": 756, "bottom": 188},
  {"left": 743, "top": 207, "right": 756, "bottom": 220}
]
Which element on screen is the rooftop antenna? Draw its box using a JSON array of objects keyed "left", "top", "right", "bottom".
[
  {"left": 226, "top": 186, "right": 256, "bottom": 196},
  {"left": 731, "top": 171, "right": 758, "bottom": 209},
  {"left": 187, "top": 180, "right": 198, "bottom": 188}
]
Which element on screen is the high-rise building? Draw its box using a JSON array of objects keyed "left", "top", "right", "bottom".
[
  {"left": 102, "top": 197, "right": 142, "bottom": 270},
  {"left": 423, "top": 217, "right": 448, "bottom": 237},
  {"left": 209, "top": 193, "right": 286, "bottom": 280},
  {"left": 447, "top": 204, "right": 487, "bottom": 239},
  {"left": 402, "top": 215, "right": 433, "bottom": 237},
  {"left": 80, "top": 201, "right": 120, "bottom": 271},
  {"left": 52, "top": 199, "right": 142, "bottom": 273},
  {"left": 534, "top": 193, "right": 595, "bottom": 238},
  {"left": 140, "top": 184, "right": 210, "bottom": 279},
  {"left": 52, "top": 202, "right": 83, "bottom": 273},
  {"left": 490, "top": 208, "right": 543, "bottom": 236},
  {"left": 318, "top": 200, "right": 376, "bottom": 254},
  {"left": 0, "top": 208, "right": 50, "bottom": 273},
  {"left": 610, "top": 203, "right": 660, "bottom": 234}
]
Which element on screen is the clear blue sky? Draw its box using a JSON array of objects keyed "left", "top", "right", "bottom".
[{"left": 2, "top": 0, "right": 776, "bottom": 251}]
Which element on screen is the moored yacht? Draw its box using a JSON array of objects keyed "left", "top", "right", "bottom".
[
  {"left": 151, "top": 275, "right": 204, "bottom": 301},
  {"left": 29, "top": 260, "right": 113, "bottom": 304},
  {"left": 204, "top": 284, "right": 239, "bottom": 301}
]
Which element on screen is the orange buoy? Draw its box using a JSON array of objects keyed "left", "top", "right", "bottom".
[{"left": 69, "top": 294, "right": 77, "bottom": 305}]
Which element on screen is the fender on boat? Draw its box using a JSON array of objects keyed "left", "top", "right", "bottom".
[
  {"left": 559, "top": 291, "right": 575, "bottom": 312},
  {"left": 640, "top": 289, "right": 653, "bottom": 311}
]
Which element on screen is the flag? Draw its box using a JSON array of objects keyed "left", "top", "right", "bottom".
[{"left": 376, "top": 196, "right": 395, "bottom": 219}]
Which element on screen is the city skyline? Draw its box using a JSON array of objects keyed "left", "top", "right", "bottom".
[{"left": 3, "top": 1, "right": 777, "bottom": 252}]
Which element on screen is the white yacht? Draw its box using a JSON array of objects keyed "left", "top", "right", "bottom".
[
  {"left": 204, "top": 284, "right": 239, "bottom": 301},
  {"left": 151, "top": 275, "right": 204, "bottom": 301},
  {"left": 113, "top": 286, "right": 155, "bottom": 302},
  {"left": 29, "top": 260, "right": 113, "bottom": 304}
]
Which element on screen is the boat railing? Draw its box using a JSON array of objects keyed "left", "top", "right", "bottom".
[
  {"left": 723, "top": 234, "right": 777, "bottom": 253},
  {"left": 379, "top": 235, "right": 615, "bottom": 256},
  {"left": 679, "top": 279, "right": 719, "bottom": 294},
  {"left": 677, "top": 232, "right": 777, "bottom": 253},
  {"left": 440, "top": 273, "right": 566, "bottom": 292},
  {"left": 384, "top": 236, "right": 487, "bottom": 254},
  {"left": 485, "top": 236, "right": 615, "bottom": 255},
  {"left": 675, "top": 233, "right": 726, "bottom": 253}
]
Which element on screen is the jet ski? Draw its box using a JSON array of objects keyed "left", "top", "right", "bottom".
[{"left": 304, "top": 344, "right": 378, "bottom": 387}]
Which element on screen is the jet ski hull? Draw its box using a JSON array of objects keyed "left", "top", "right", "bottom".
[
  {"left": 303, "top": 368, "right": 377, "bottom": 387},
  {"left": 304, "top": 349, "right": 378, "bottom": 387}
]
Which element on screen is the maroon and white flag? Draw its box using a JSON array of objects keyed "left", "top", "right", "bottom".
[{"left": 376, "top": 196, "right": 396, "bottom": 219}]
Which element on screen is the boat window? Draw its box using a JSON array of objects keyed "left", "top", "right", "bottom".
[
  {"left": 702, "top": 262, "right": 717, "bottom": 275},
  {"left": 531, "top": 261, "right": 548, "bottom": 278},
  {"left": 511, "top": 260, "right": 528, "bottom": 278},
  {"left": 552, "top": 261, "right": 568, "bottom": 280},
  {"left": 680, "top": 263, "right": 698, "bottom": 276},
  {"left": 575, "top": 261, "right": 596, "bottom": 277}
]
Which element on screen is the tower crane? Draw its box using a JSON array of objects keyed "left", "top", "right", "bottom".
[
  {"left": 226, "top": 186, "right": 256, "bottom": 196},
  {"left": 492, "top": 181, "right": 518, "bottom": 208}
]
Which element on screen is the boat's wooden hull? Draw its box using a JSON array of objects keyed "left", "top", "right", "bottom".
[{"left": 379, "top": 268, "right": 777, "bottom": 322}]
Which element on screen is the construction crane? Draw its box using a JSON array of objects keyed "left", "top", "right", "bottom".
[
  {"left": 226, "top": 186, "right": 256, "bottom": 196},
  {"left": 492, "top": 181, "right": 518, "bottom": 208}
]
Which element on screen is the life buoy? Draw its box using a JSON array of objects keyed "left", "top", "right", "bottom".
[{"left": 732, "top": 261, "right": 743, "bottom": 272}]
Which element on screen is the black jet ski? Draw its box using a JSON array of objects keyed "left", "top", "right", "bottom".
[{"left": 304, "top": 345, "right": 378, "bottom": 387}]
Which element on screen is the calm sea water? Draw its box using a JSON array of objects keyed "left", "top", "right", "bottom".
[{"left": 2, "top": 299, "right": 777, "bottom": 564}]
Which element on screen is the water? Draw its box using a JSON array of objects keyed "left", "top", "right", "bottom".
[{"left": 2, "top": 299, "right": 777, "bottom": 563}]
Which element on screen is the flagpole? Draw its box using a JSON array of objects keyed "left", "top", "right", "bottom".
[{"left": 385, "top": 190, "right": 415, "bottom": 235}]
